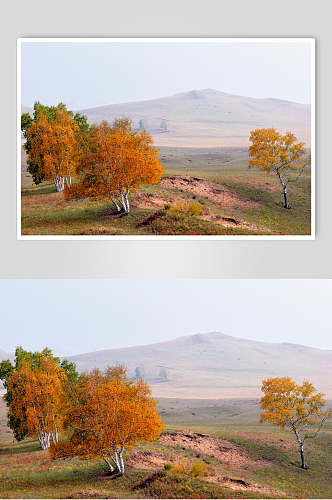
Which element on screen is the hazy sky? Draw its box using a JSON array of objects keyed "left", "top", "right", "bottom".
[
  {"left": 0, "top": 280, "right": 330, "bottom": 356},
  {"left": 21, "top": 40, "right": 312, "bottom": 109}
]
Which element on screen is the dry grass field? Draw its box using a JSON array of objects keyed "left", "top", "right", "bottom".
[
  {"left": 21, "top": 146, "right": 311, "bottom": 236},
  {"left": 1, "top": 394, "right": 332, "bottom": 499}
]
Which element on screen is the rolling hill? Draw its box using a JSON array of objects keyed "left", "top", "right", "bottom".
[
  {"left": 78, "top": 89, "right": 311, "bottom": 147},
  {"left": 67, "top": 332, "right": 332, "bottom": 399}
]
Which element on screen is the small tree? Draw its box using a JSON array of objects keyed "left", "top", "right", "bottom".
[
  {"left": 66, "top": 119, "right": 164, "bottom": 213},
  {"left": 50, "top": 367, "right": 163, "bottom": 475},
  {"left": 249, "top": 128, "right": 310, "bottom": 209},
  {"left": 260, "top": 377, "right": 331, "bottom": 469}
]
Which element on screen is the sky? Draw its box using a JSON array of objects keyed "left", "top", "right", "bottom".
[
  {"left": 0, "top": 279, "right": 330, "bottom": 357},
  {"left": 21, "top": 40, "right": 312, "bottom": 109}
]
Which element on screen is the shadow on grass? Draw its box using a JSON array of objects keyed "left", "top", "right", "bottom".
[
  {"left": 0, "top": 441, "right": 40, "bottom": 455},
  {"left": 22, "top": 186, "right": 56, "bottom": 196},
  {"left": 22, "top": 206, "right": 146, "bottom": 229}
]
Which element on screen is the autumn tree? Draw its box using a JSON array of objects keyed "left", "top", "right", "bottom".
[
  {"left": 0, "top": 347, "right": 78, "bottom": 444},
  {"left": 260, "top": 377, "right": 331, "bottom": 469},
  {"left": 7, "top": 358, "right": 67, "bottom": 449},
  {"left": 22, "top": 102, "right": 89, "bottom": 191},
  {"left": 249, "top": 128, "right": 310, "bottom": 209},
  {"left": 50, "top": 367, "right": 163, "bottom": 475},
  {"left": 66, "top": 119, "right": 164, "bottom": 213}
]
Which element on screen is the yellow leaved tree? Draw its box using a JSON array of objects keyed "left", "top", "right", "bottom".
[
  {"left": 249, "top": 128, "right": 310, "bottom": 209},
  {"left": 26, "top": 110, "right": 79, "bottom": 192},
  {"left": 260, "top": 377, "right": 331, "bottom": 469},
  {"left": 66, "top": 119, "right": 164, "bottom": 213},
  {"left": 7, "top": 358, "right": 67, "bottom": 450},
  {"left": 50, "top": 367, "right": 163, "bottom": 475}
]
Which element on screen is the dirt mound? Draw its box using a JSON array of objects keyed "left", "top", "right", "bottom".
[
  {"left": 160, "top": 431, "right": 270, "bottom": 468},
  {"left": 127, "top": 450, "right": 174, "bottom": 470},
  {"left": 202, "top": 213, "right": 271, "bottom": 233},
  {"left": 208, "top": 473, "right": 284, "bottom": 496},
  {"left": 161, "top": 176, "right": 259, "bottom": 209},
  {"left": 132, "top": 192, "right": 171, "bottom": 209}
]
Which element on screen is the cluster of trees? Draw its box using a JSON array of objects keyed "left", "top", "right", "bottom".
[
  {"left": 22, "top": 103, "right": 310, "bottom": 215},
  {"left": 249, "top": 128, "right": 310, "bottom": 209},
  {"left": 21, "top": 104, "right": 163, "bottom": 213},
  {"left": 0, "top": 348, "right": 162, "bottom": 475}
]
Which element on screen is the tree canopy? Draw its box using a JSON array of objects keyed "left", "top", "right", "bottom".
[
  {"left": 50, "top": 367, "right": 162, "bottom": 474},
  {"left": 66, "top": 119, "right": 164, "bottom": 213}
]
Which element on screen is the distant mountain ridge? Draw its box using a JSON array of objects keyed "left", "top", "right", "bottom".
[
  {"left": 3, "top": 332, "right": 328, "bottom": 398},
  {"left": 66, "top": 332, "right": 332, "bottom": 399},
  {"left": 22, "top": 88, "right": 311, "bottom": 147}
]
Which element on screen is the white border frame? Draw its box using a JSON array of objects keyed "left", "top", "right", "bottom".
[{"left": 17, "top": 37, "right": 315, "bottom": 240}]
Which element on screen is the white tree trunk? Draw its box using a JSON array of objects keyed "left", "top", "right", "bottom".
[
  {"left": 119, "top": 448, "right": 125, "bottom": 474},
  {"left": 54, "top": 176, "right": 65, "bottom": 192},
  {"left": 38, "top": 431, "right": 51, "bottom": 450},
  {"left": 120, "top": 193, "right": 128, "bottom": 213},
  {"left": 124, "top": 191, "right": 130, "bottom": 213},
  {"left": 112, "top": 198, "right": 121, "bottom": 212},
  {"left": 104, "top": 457, "right": 115, "bottom": 472},
  {"left": 50, "top": 425, "right": 59, "bottom": 444},
  {"left": 111, "top": 447, "right": 125, "bottom": 474}
]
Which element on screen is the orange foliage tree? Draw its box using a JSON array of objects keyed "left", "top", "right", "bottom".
[
  {"left": 26, "top": 110, "right": 79, "bottom": 192},
  {"left": 7, "top": 358, "right": 67, "bottom": 450},
  {"left": 249, "top": 128, "right": 310, "bottom": 209},
  {"left": 50, "top": 367, "right": 163, "bottom": 475},
  {"left": 260, "top": 377, "right": 331, "bottom": 469},
  {"left": 66, "top": 119, "right": 164, "bottom": 213}
]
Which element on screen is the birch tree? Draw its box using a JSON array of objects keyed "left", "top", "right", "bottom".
[
  {"left": 50, "top": 367, "right": 163, "bottom": 475},
  {"left": 0, "top": 347, "right": 78, "bottom": 444},
  {"left": 25, "top": 111, "right": 79, "bottom": 192},
  {"left": 260, "top": 377, "right": 331, "bottom": 469},
  {"left": 6, "top": 358, "right": 66, "bottom": 450},
  {"left": 66, "top": 119, "right": 163, "bottom": 213},
  {"left": 22, "top": 102, "right": 89, "bottom": 191},
  {"left": 249, "top": 128, "right": 309, "bottom": 209}
]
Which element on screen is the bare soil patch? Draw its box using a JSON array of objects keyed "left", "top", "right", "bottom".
[
  {"left": 128, "top": 433, "right": 283, "bottom": 497},
  {"left": 127, "top": 450, "right": 175, "bottom": 470},
  {"left": 132, "top": 192, "right": 172, "bottom": 209},
  {"left": 207, "top": 473, "right": 284, "bottom": 496},
  {"left": 161, "top": 176, "right": 260, "bottom": 209},
  {"left": 160, "top": 431, "right": 270, "bottom": 468},
  {"left": 201, "top": 213, "right": 270, "bottom": 233}
]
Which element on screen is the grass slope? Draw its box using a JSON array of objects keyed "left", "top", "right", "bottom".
[
  {"left": 21, "top": 147, "right": 311, "bottom": 236},
  {"left": 1, "top": 396, "right": 331, "bottom": 498}
]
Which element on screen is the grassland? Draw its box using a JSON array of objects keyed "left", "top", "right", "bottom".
[
  {"left": 1, "top": 395, "right": 331, "bottom": 498},
  {"left": 21, "top": 147, "right": 311, "bottom": 236}
]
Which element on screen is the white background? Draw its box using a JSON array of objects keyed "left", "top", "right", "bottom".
[{"left": 1, "top": 0, "right": 331, "bottom": 277}]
